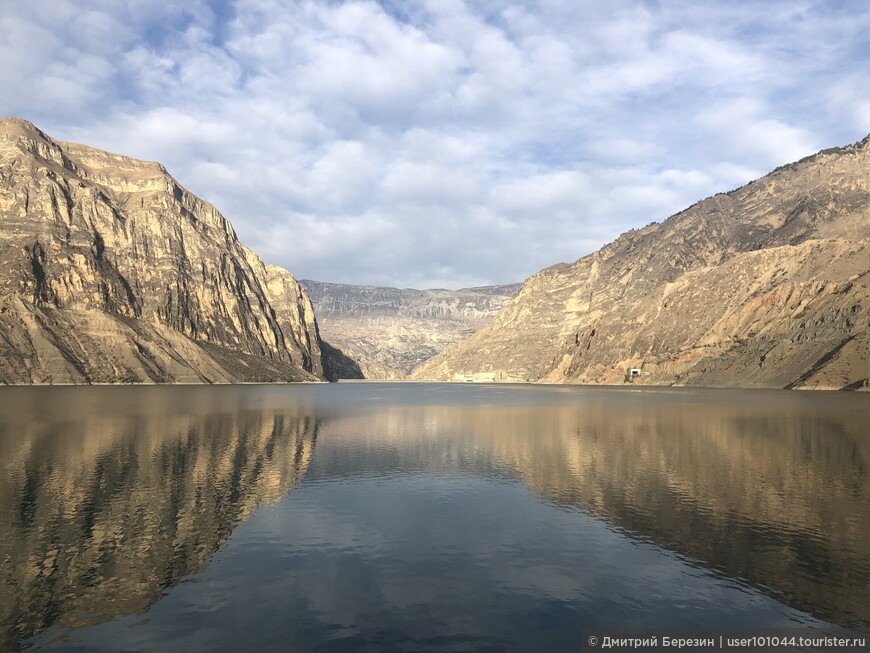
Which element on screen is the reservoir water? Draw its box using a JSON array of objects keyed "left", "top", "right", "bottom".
[{"left": 1, "top": 383, "right": 868, "bottom": 651}]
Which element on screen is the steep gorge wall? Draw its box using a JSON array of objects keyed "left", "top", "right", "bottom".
[
  {"left": 414, "top": 136, "right": 870, "bottom": 389},
  {"left": 301, "top": 280, "right": 519, "bottom": 376},
  {"left": 0, "top": 118, "right": 324, "bottom": 384}
]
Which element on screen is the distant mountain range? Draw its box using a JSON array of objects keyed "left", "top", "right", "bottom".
[
  {"left": 300, "top": 280, "right": 520, "bottom": 378},
  {"left": 414, "top": 136, "right": 870, "bottom": 390}
]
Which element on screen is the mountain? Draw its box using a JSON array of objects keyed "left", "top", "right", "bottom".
[
  {"left": 414, "top": 136, "right": 870, "bottom": 390},
  {"left": 300, "top": 280, "right": 520, "bottom": 378},
  {"left": 0, "top": 118, "right": 325, "bottom": 384}
]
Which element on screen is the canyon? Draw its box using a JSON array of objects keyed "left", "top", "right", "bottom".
[
  {"left": 2, "top": 117, "right": 867, "bottom": 389},
  {"left": 300, "top": 280, "right": 519, "bottom": 378}
]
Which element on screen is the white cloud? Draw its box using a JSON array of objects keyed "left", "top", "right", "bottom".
[
  {"left": 826, "top": 75, "right": 870, "bottom": 137},
  {"left": 699, "top": 98, "right": 820, "bottom": 166},
  {"left": 381, "top": 161, "right": 480, "bottom": 207},
  {"left": 2, "top": 0, "right": 869, "bottom": 288}
]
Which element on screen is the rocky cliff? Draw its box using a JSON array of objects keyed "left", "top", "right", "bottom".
[
  {"left": 0, "top": 118, "right": 324, "bottom": 384},
  {"left": 414, "top": 137, "right": 870, "bottom": 389},
  {"left": 300, "top": 280, "right": 519, "bottom": 377}
]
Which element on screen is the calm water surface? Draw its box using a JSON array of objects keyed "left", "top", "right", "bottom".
[{"left": 1, "top": 383, "right": 868, "bottom": 651}]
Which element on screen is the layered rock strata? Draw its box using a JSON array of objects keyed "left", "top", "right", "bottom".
[
  {"left": 414, "top": 136, "right": 870, "bottom": 389},
  {"left": 300, "top": 280, "right": 520, "bottom": 378},
  {"left": 0, "top": 118, "right": 324, "bottom": 383}
]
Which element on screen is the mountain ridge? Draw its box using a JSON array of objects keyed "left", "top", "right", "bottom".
[
  {"left": 0, "top": 117, "right": 326, "bottom": 384},
  {"left": 300, "top": 279, "right": 520, "bottom": 376},
  {"left": 413, "top": 132, "right": 870, "bottom": 389}
]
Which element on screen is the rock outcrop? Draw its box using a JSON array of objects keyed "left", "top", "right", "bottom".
[
  {"left": 300, "top": 280, "right": 520, "bottom": 378},
  {"left": 0, "top": 118, "right": 325, "bottom": 384},
  {"left": 414, "top": 137, "right": 870, "bottom": 389}
]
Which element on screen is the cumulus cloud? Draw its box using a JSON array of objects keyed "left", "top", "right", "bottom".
[{"left": 2, "top": 0, "right": 869, "bottom": 288}]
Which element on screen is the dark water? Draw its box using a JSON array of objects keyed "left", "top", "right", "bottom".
[{"left": 1, "top": 383, "right": 868, "bottom": 651}]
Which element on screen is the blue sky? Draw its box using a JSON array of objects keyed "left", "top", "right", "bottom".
[{"left": 2, "top": 1, "right": 869, "bottom": 288}]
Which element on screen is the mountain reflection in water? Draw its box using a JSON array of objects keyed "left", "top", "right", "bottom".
[
  {"left": 0, "top": 386, "right": 318, "bottom": 650},
  {"left": 1, "top": 384, "right": 868, "bottom": 650},
  {"left": 303, "top": 386, "right": 870, "bottom": 629}
]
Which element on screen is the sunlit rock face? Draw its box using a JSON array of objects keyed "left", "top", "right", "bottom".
[
  {"left": 300, "top": 281, "right": 520, "bottom": 378},
  {"left": 0, "top": 118, "right": 325, "bottom": 383},
  {"left": 0, "top": 386, "right": 318, "bottom": 649},
  {"left": 414, "top": 136, "right": 870, "bottom": 389}
]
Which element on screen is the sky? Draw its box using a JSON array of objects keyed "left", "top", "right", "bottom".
[{"left": 1, "top": 1, "right": 869, "bottom": 289}]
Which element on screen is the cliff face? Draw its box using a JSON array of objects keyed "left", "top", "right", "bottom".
[
  {"left": 300, "top": 280, "right": 520, "bottom": 377},
  {"left": 264, "top": 265, "right": 324, "bottom": 378},
  {"left": 414, "top": 137, "right": 870, "bottom": 389},
  {"left": 0, "top": 118, "right": 324, "bottom": 383}
]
